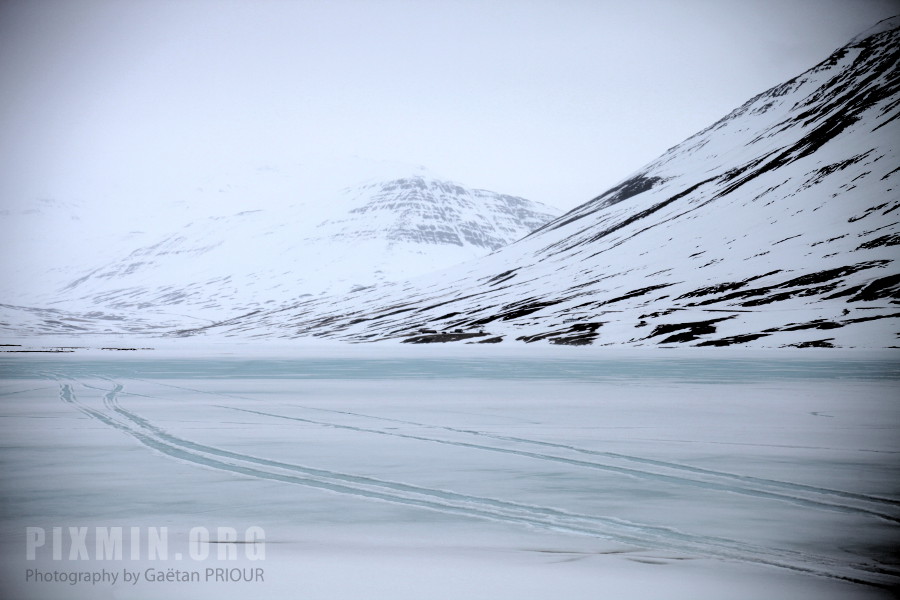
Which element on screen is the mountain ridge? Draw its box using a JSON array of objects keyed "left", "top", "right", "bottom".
[
  {"left": 1, "top": 171, "right": 561, "bottom": 332},
  {"left": 170, "top": 16, "right": 900, "bottom": 348}
]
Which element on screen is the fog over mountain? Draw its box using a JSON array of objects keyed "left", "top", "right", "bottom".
[
  {"left": 0, "top": 163, "right": 560, "bottom": 334},
  {"left": 171, "top": 16, "right": 900, "bottom": 349}
]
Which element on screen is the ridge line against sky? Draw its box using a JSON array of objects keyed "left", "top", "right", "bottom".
[{"left": 1, "top": 0, "right": 898, "bottom": 213}]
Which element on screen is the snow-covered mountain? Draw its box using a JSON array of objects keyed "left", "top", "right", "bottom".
[
  {"left": 1, "top": 167, "right": 560, "bottom": 331},
  {"left": 176, "top": 16, "right": 900, "bottom": 348},
  {"left": 313, "top": 177, "right": 555, "bottom": 252}
]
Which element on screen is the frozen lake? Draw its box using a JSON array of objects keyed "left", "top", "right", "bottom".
[{"left": 1, "top": 350, "right": 898, "bottom": 598}]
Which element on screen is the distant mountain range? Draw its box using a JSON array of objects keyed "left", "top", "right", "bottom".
[
  {"left": 169, "top": 16, "right": 900, "bottom": 348},
  {"left": 3, "top": 17, "right": 898, "bottom": 348},
  {"left": 0, "top": 167, "right": 560, "bottom": 333}
]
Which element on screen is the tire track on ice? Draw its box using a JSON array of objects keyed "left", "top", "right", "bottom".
[
  {"left": 57, "top": 382, "right": 899, "bottom": 588},
  {"left": 290, "top": 403, "right": 900, "bottom": 509},
  {"left": 118, "top": 376, "right": 900, "bottom": 513},
  {"left": 219, "top": 405, "right": 900, "bottom": 524}
]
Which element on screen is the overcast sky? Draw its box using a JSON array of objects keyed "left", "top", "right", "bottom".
[{"left": 1, "top": 0, "right": 898, "bottom": 212}]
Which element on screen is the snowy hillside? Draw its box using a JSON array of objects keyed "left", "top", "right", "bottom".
[
  {"left": 181, "top": 17, "right": 900, "bottom": 348},
  {"left": 1, "top": 165, "right": 559, "bottom": 331}
]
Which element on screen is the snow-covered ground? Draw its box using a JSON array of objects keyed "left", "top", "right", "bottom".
[{"left": 0, "top": 347, "right": 897, "bottom": 599}]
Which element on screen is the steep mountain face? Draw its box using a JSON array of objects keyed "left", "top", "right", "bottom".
[
  {"left": 2, "top": 173, "right": 559, "bottom": 330},
  {"left": 183, "top": 17, "right": 900, "bottom": 348},
  {"left": 315, "top": 177, "right": 555, "bottom": 251}
]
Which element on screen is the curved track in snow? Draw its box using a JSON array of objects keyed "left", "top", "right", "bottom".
[{"left": 56, "top": 380, "right": 900, "bottom": 589}]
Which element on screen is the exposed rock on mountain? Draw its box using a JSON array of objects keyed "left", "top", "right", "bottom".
[{"left": 317, "top": 177, "right": 555, "bottom": 251}]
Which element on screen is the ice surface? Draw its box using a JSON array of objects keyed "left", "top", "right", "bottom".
[{"left": 0, "top": 350, "right": 897, "bottom": 599}]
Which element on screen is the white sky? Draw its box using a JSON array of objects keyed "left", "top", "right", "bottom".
[{"left": 1, "top": 0, "right": 898, "bottom": 211}]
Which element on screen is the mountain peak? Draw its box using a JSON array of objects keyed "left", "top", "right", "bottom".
[
  {"left": 328, "top": 174, "right": 559, "bottom": 251},
  {"left": 848, "top": 14, "right": 900, "bottom": 46}
]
